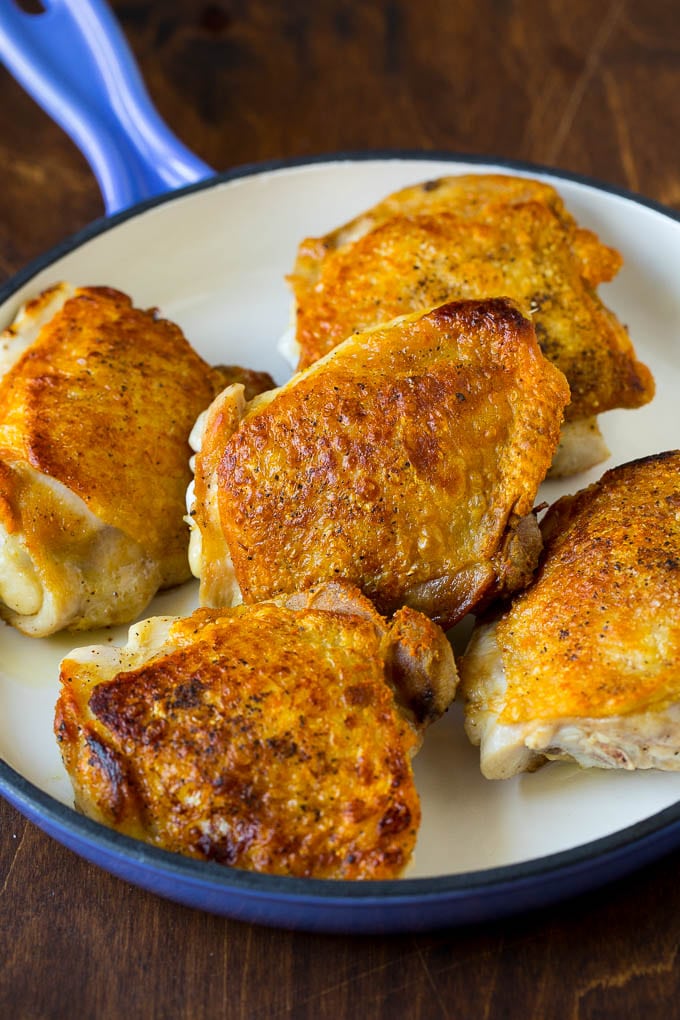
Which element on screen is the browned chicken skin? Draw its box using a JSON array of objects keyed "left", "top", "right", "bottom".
[
  {"left": 189, "top": 297, "right": 570, "bottom": 628},
  {"left": 461, "top": 451, "right": 680, "bottom": 778},
  {"left": 0, "top": 284, "right": 225, "bottom": 636},
  {"left": 55, "top": 581, "right": 458, "bottom": 879},
  {"left": 212, "top": 364, "right": 277, "bottom": 401},
  {"left": 287, "top": 174, "right": 654, "bottom": 474}
]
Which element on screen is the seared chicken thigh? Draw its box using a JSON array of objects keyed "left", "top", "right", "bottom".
[
  {"left": 0, "top": 284, "right": 223, "bottom": 636},
  {"left": 55, "top": 581, "right": 458, "bottom": 878},
  {"left": 189, "top": 298, "right": 570, "bottom": 628},
  {"left": 460, "top": 451, "right": 680, "bottom": 779},
  {"left": 286, "top": 174, "right": 654, "bottom": 476}
]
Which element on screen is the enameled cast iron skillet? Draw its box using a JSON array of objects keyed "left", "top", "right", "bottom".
[{"left": 1, "top": 0, "right": 680, "bottom": 932}]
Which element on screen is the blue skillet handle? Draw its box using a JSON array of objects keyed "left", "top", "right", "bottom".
[{"left": 0, "top": 0, "right": 214, "bottom": 215}]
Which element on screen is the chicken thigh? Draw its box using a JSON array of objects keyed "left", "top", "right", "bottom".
[
  {"left": 460, "top": 451, "right": 680, "bottom": 778},
  {"left": 55, "top": 581, "right": 458, "bottom": 879},
  {"left": 286, "top": 174, "right": 654, "bottom": 476},
  {"left": 0, "top": 284, "right": 223, "bottom": 636},
  {"left": 189, "top": 297, "right": 570, "bottom": 628}
]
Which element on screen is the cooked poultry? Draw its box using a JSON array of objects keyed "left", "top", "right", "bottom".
[
  {"left": 460, "top": 451, "right": 680, "bottom": 779},
  {"left": 213, "top": 364, "right": 277, "bottom": 401},
  {"left": 286, "top": 174, "right": 654, "bottom": 476},
  {"left": 0, "top": 283, "right": 225, "bottom": 637},
  {"left": 55, "top": 580, "right": 458, "bottom": 879},
  {"left": 188, "top": 297, "right": 570, "bottom": 628}
]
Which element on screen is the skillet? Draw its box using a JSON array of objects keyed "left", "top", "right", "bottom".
[{"left": 1, "top": 0, "right": 680, "bottom": 932}]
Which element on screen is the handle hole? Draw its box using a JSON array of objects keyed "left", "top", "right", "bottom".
[{"left": 14, "top": 0, "right": 46, "bottom": 13}]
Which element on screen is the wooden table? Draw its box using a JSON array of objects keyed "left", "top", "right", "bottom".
[{"left": 2, "top": 2, "right": 680, "bottom": 1016}]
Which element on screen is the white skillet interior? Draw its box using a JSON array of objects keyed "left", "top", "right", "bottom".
[{"left": 1, "top": 156, "right": 679, "bottom": 879}]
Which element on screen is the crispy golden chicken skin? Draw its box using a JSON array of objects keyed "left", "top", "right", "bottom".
[
  {"left": 287, "top": 174, "right": 654, "bottom": 474},
  {"left": 0, "top": 284, "right": 224, "bottom": 636},
  {"left": 212, "top": 364, "right": 277, "bottom": 401},
  {"left": 291, "top": 173, "right": 617, "bottom": 297},
  {"left": 189, "top": 298, "right": 570, "bottom": 629},
  {"left": 460, "top": 451, "right": 680, "bottom": 778},
  {"left": 55, "top": 581, "right": 458, "bottom": 879}
]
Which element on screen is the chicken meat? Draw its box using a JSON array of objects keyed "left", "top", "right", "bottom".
[
  {"left": 188, "top": 297, "right": 570, "bottom": 628},
  {"left": 286, "top": 174, "right": 654, "bottom": 476},
  {"left": 0, "top": 284, "right": 224, "bottom": 636},
  {"left": 55, "top": 580, "right": 458, "bottom": 879},
  {"left": 460, "top": 450, "right": 680, "bottom": 778}
]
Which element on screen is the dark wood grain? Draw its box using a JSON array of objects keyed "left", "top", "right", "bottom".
[{"left": 2, "top": 1, "right": 680, "bottom": 1017}]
